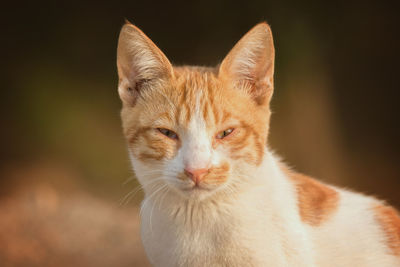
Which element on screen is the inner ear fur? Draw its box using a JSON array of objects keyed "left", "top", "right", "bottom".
[{"left": 219, "top": 22, "right": 275, "bottom": 105}]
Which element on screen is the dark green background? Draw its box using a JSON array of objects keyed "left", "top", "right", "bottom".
[{"left": 2, "top": 0, "right": 399, "bottom": 210}]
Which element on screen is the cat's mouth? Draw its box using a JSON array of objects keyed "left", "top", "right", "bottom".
[
  {"left": 181, "top": 183, "right": 212, "bottom": 192},
  {"left": 175, "top": 181, "right": 220, "bottom": 198}
]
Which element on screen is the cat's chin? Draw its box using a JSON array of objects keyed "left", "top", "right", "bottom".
[{"left": 174, "top": 184, "right": 218, "bottom": 200}]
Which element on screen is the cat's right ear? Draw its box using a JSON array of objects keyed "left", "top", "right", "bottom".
[{"left": 117, "top": 22, "right": 173, "bottom": 106}]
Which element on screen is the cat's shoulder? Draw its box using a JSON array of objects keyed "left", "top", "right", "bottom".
[
  {"left": 281, "top": 166, "right": 339, "bottom": 226},
  {"left": 374, "top": 202, "right": 400, "bottom": 256},
  {"left": 280, "top": 162, "right": 400, "bottom": 256}
]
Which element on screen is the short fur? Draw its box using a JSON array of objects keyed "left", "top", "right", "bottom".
[{"left": 116, "top": 22, "right": 400, "bottom": 266}]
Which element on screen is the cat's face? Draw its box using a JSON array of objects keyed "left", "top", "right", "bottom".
[{"left": 117, "top": 23, "right": 275, "bottom": 199}]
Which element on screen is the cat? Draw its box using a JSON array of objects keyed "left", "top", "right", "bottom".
[{"left": 116, "top": 21, "right": 400, "bottom": 267}]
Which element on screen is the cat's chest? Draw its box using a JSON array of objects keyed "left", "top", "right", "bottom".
[{"left": 139, "top": 198, "right": 286, "bottom": 267}]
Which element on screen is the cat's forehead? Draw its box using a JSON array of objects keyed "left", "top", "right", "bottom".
[
  {"left": 173, "top": 67, "right": 253, "bottom": 127},
  {"left": 158, "top": 67, "right": 228, "bottom": 125},
  {"left": 173, "top": 66, "right": 220, "bottom": 96},
  {"left": 137, "top": 66, "right": 263, "bottom": 130}
]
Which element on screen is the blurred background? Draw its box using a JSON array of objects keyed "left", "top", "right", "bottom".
[{"left": 1, "top": 0, "right": 399, "bottom": 266}]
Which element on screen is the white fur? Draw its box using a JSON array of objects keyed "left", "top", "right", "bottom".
[{"left": 181, "top": 92, "right": 214, "bottom": 171}]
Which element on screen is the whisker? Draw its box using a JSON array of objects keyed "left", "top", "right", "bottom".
[
  {"left": 149, "top": 185, "right": 169, "bottom": 234},
  {"left": 120, "top": 178, "right": 168, "bottom": 206},
  {"left": 119, "top": 185, "right": 143, "bottom": 206},
  {"left": 122, "top": 175, "right": 136, "bottom": 185},
  {"left": 140, "top": 183, "right": 168, "bottom": 220},
  {"left": 158, "top": 186, "right": 170, "bottom": 211}
]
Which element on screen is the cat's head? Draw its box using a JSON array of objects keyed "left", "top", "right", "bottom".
[{"left": 117, "top": 22, "right": 275, "bottom": 200}]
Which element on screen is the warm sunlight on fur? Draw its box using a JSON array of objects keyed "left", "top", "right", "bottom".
[{"left": 117, "top": 22, "right": 400, "bottom": 266}]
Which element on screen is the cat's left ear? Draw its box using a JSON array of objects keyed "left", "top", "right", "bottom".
[{"left": 219, "top": 23, "right": 275, "bottom": 105}]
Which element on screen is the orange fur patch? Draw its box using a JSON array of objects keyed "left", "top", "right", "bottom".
[
  {"left": 374, "top": 204, "right": 400, "bottom": 256},
  {"left": 202, "top": 162, "right": 230, "bottom": 185},
  {"left": 285, "top": 168, "right": 339, "bottom": 226}
]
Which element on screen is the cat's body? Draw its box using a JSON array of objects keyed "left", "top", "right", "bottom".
[{"left": 116, "top": 22, "right": 400, "bottom": 266}]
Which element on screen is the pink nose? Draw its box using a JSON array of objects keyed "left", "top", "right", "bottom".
[{"left": 184, "top": 168, "right": 209, "bottom": 185}]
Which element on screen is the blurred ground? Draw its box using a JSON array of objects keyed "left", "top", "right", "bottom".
[{"left": 0, "top": 162, "right": 150, "bottom": 267}]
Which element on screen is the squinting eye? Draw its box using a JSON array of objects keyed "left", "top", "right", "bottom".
[
  {"left": 216, "top": 128, "right": 234, "bottom": 139},
  {"left": 157, "top": 128, "right": 179, "bottom": 140}
]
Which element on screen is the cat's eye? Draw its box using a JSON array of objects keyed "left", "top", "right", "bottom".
[
  {"left": 216, "top": 128, "right": 235, "bottom": 139},
  {"left": 157, "top": 128, "right": 178, "bottom": 140}
]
